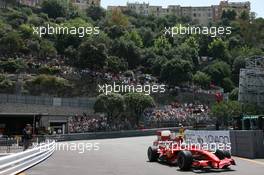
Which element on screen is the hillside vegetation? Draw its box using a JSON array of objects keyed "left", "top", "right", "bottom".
[{"left": 0, "top": 0, "right": 263, "bottom": 97}]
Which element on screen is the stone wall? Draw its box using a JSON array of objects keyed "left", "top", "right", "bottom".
[{"left": 0, "top": 103, "right": 92, "bottom": 115}]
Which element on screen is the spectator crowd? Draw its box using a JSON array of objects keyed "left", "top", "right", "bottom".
[
  {"left": 68, "top": 114, "right": 133, "bottom": 133},
  {"left": 67, "top": 102, "right": 212, "bottom": 133},
  {"left": 144, "top": 102, "right": 212, "bottom": 127}
]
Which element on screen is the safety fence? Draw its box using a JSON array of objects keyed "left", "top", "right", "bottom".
[
  {"left": 0, "top": 140, "right": 55, "bottom": 175},
  {"left": 0, "top": 93, "right": 96, "bottom": 109},
  {"left": 0, "top": 135, "right": 48, "bottom": 154},
  {"left": 0, "top": 137, "right": 21, "bottom": 154}
]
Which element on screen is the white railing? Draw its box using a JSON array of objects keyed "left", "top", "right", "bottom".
[{"left": 0, "top": 140, "right": 55, "bottom": 175}]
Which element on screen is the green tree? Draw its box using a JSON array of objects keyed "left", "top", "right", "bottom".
[
  {"left": 0, "top": 59, "right": 27, "bottom": 73},
  {"left": 122, "top": 30, "right": 143, "bottom": 48},
  {"left": 106, "top": 25, "right": 125, "bottom": 39},
  {"left": 94, "top": 93, "right": 125, "bottom": 126},
  {"left": 108, "top": 9, "right": 129, "bottom": 27},
  {"left": 86, "top": 6, "right": 106, "bottom": 21},
  {"left": 154, "top": 36, "right": 171, "bottom": 51},
  {"left": 25, "top": 75, "right": 72, "bottom": 96},
  {"left": 193, "top": 71, "right": 211, "bottom": 89},
  {"left": 232, "top": 56, "right": 246, "bottom": 84},
  {"left": 0, "top": 32, "right": 25, "bottom": 55},
  {"left": 38, "top": 65, "right": 60, "bottom": 75},
  {"left": 19, "top": 24, "right": 34, "bottom": 39},
  {"left": 203, "top": 61, "right": 231, "bottom": 86},
  {"left": 27, "top": 40, "right": 41, "bottom": 57},
  {"left": 39, "top": 40, "right": 57, "bottom": 58},
  {"left": 160, "top": 59, "right": 193, "bottom": 85},
  {"left": 209, "top": 38, "right": 230, "bottom": 63},
  {"left": 64, "top": 46, "right": 78, "bottom": 65},
  {"left": 239, "top": 11, "right": 250, "bottom": 21},
  {"left": 222, "top": 10, "right": 237, "bottom": 21},
  {"left": 124, "top": 93, "right": 155, "bottom": 125},
  {"left": 105, "top": 56, "right": 127, "bottom": 73},
  {"left": 211, "top": 101, "right": 242, "bottom": 129},
  {"left": 139, "top": 27, "right": 155, "bottom": 47},
  {"left": 182, "top": 36, "right": 199, "bottom": 65},
  {"left": 229, "top": 88, "right": 239, "bottom": 101},
  {"left": 55, "top": 18, "right": 93, "bottom": 53},
  {"left": 228, "top": 36, "right": 242, "bottom": 49},
  {"left": 110, "top": 38, "right": 141, "bottom": 69},
  {"left": 41, "top": 0, "right": 68, "bottom": 18},
  {"left": 222, "top": 77, "right": 235, "bottom": 92},
  {"left": 0, "top": 74, "right": 15, "bottom": 93},
  {"left": 78, "top": 41, "right": 107, "bottom": 70}
]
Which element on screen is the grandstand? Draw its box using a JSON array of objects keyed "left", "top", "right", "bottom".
[{"left": 238, "top": 56, "right": 264, "bottom": 107}]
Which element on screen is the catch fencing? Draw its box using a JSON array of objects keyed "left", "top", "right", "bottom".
[
  {"left": 0, "top": 135, "right": 50, "bottom": 154},
  {"left": 0, "top": 93, "right": 95, "bottom": 109}
]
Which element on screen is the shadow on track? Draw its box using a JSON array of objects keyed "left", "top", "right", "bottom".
[
  {"left": 177, "top": 167, "right": 236, "bottom": 174},
  {"left": 147, "top": 161, "right": 236, "bottom": 174}
]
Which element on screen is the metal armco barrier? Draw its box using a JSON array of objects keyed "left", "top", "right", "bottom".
[
  {"left": 46, "top": 127, "right": 193, "bottom": 142},
  {"left": 0, "top": 140, "right": 55, "bottom": 175}
]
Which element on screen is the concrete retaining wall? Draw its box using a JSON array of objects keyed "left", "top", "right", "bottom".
[
  {"left": 0, "top": 103, "right": 92, "bottom": 115},
  {"left": 230, "top": 130, "right": 264, "bottom": 158},
  {"left": 47, "top": 127, "right": 181, "bottom": 142}
]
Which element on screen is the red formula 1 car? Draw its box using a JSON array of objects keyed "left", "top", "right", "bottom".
[{"left": 147, "top": 130, "right": 236, "bottom": 171}]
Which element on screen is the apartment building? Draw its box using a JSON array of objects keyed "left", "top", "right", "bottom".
[
  {"left": 18, "top": 0, "right": 43, "bottom": 6},
  {"left": 190, "top": 6, "right": 214, "bottom": 25},
  {"left": 107, "top": 5, "right": 127, "bottom": 12},
  {"left": 167, "top": 5, "right": 181, "bottom": 16},
  {"left": 148, "top": 5, "right": 162, "bottom": 16},
  {"left": 127, "top": 2, "right": 149, "bottom": 16},
  {"left": 107, "top": 1, "right": 251, "bottom": 25},
  {"left": 70, "top": 0, "right": 101, "bottom": 10},
  {"left": 218, "top": 1, "right": 250, "bottom": 20}
]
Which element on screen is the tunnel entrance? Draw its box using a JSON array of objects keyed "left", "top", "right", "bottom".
[{"left": 0, "top": 113, "right": 42, "bottom": 136}]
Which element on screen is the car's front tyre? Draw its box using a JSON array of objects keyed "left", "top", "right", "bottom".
[
  {"left": 147, "top": 146, "right": 158, "bottom": 162},
  {"left": 177, "top": 151, "right": 193, "bottom": 171}
]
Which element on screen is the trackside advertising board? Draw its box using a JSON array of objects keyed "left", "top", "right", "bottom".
[{"left": 184, "top": 130, "right": 231, "bottom": 152}]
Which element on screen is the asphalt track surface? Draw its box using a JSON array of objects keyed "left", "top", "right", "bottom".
[{"left": 26, "top": 136, "right": 264, "bottom": 175}]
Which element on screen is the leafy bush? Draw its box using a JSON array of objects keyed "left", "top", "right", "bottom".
[
  {"left": 25, "top": 75, "right": 72, "bottom": 96},
  {"left": 0, "top": 74, "right": 15, "bottom": 93},
  {"left": 38, "top": 66, "right": 60, "bottom": 75},
  {"left": 0, "top": 59, "right": 27, "bottom": 73},
  {"left": 193, "top": 71, "right": 211, "bottom": 89},
  {"left": 41, "top": 0, "right": 68, "bottom": 19}
]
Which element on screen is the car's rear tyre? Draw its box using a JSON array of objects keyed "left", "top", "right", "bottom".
[
  {"left": 223, "top": 150, "right": 231, "bottom": 158},
  {"left": 147, "top": 146, "right": 158, "bottom": 162},
  {"left": 215, "top": 149, "right": 231, "bottom": 159},
  {"left": 177, "top": 151, "right": 193, "bottom": 171}
]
